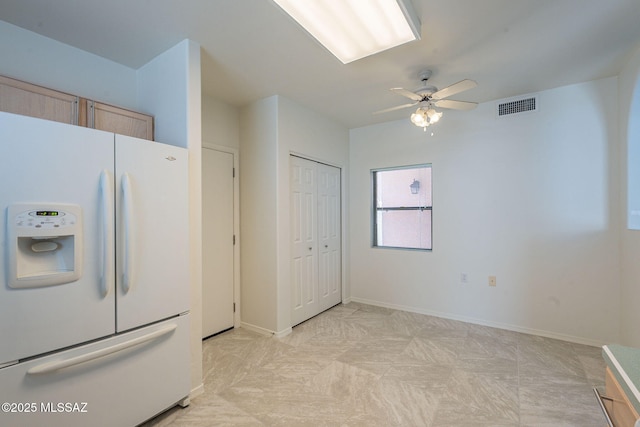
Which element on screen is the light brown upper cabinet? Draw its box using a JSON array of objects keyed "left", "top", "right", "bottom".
[
  {"left": 84, "top": 100, "right": 154, "bottom": 141},
  {"left": 1, "top": 74, "right": 154, "bottom": 141},
  {"left": 0, "top": 75, "right": 79, "bottom": 125}
]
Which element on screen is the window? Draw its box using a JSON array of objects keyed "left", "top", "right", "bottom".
[{"left": 372, "top": 164, "right": 432, "bottom": 250}]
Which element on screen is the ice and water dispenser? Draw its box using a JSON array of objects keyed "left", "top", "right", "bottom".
[{"left": 7, "top": 204, "right": 82, "bottom": 288}]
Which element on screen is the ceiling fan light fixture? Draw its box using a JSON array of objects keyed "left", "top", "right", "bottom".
[
  {"left": 410, "top": 107, "right": 429, "bottom": 128},
  {"left": 272, "top": 0, "right": 421, "bottom": 64},
  {"left": 411, "top": 106, "right": 442, "bottom": 130},
  {"left": 426, "top": 108, "right": 442, "bottom": 123}
]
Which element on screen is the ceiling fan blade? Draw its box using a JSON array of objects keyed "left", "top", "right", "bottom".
[
  {"left": 373, "top": 102, "right": 419, "bottom": 115},
  {"left": 390, "top": 87, "right": 422, "bottom": 101},
  {"left": 431, "top": 79, "right": 477, "bottom": 100},
  {"left": 433, "top": 99, "right": 478, "bottom": 110}
]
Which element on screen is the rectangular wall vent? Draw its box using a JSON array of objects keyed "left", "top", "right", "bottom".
[{"left": 497, "top": 96, "right": 538, "bottom": 117}]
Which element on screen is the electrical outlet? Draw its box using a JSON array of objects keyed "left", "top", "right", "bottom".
[
  {"left": 488, "top": 276, "right": 497, "bottom": 287},
  {"left": 460, "top": 273, "right": 468, "bottom": 284}
]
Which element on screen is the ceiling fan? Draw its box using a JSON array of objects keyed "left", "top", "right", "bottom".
[{"left": 375, "top": 70, "right": 478, "bottom": 130}]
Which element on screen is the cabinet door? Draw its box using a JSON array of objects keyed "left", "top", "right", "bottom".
[
  {"left": 115, "top": 135, "right": 189, "bottom": 332},
  {"left": 604, "top": 367, "right": 640, "bottom": 427},
  {"left": 0, "top": 75, "right": 78, "bottom": 125},
  {"left": 89, "top": 101, "right": 154, "bottom": 141}
]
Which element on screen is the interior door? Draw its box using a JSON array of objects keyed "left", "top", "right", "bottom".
[
  {"left": 0, "top": 112, "right": 116, "bottom": 365},
  {"left": 202, "top": 147, "right": 235, "bottom": 338},
  {"left": 317, "top": 163, "right": 342, "bottom": 312},
  {"left": 115, "top": 135, "right": 190, "bottom": 332}
]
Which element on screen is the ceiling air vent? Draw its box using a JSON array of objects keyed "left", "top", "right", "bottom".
[{"left": 497, "top": 96, "right": 538, "bottom": 117}]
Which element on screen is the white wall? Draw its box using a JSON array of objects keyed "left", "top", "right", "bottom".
[
  {"left": 0, "top": 21, "right": 138, "bottom": 110},
  {"left": 619, "top": 44, "right": 640, "bottom": 346},
  {"left": 349, "top": 78, "right": 621, "bottom": 346},
  {"left": 137, "top": 40, "right": 200, "bottom": 149},
  {"left": 202, "top": 94, "right": 240, "bottom": 149},
  {"left": 240, "top": 95, "right": 349, "bottom": 334},
  {"left": 239, "top": 96, "right": 279, "bottom": 332}
]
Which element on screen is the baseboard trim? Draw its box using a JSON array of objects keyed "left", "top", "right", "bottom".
[
  {"left": 190, "top": 383, "right": 204, "bottom": 399},
  {"left": 274, "top": 327, "right": 293, "bottom": 338},
  {"left": 349, "top": 296, "right": 605, "bottom": 347},
  {"left": 238, "top": 322, "right": 292, "bottom": 338},
  {"left": 239, "top": 322, "right": 274, "bottom": 337}
]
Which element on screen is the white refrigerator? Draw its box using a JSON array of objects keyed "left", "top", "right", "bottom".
[{"left": 0, "top": 112, "right": 191, "bottom": 426}]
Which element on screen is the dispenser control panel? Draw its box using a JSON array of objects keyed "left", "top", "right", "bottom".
[
  {"left": 15, "top": 209, "right": 78, "bottom": 230},
  {"left": 7, "top": 203, "right": 83, "bottom": 289}
]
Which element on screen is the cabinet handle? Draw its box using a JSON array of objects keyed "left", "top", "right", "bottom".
[{"left": 308, "top": 247, "right": 312, "bottom": 251}]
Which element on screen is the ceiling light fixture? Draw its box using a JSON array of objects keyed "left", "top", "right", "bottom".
[
  {"left": 272, "top": 0, "right": 421, "bottom": 64},
  {"left": 410, "top": 105, "right": 442, "bottom": 131}
]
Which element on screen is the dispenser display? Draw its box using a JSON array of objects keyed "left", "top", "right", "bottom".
[{"left": 7, "top": 203, "right": 83, "bottom": 289}]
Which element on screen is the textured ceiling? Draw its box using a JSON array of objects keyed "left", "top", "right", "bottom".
[{"left": 1, "top": 0, "right": 639, "bottom": 128}]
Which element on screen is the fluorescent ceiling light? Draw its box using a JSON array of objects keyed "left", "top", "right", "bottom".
[{"left": 273, "top": 0, "right": 421, "bottom": 64}]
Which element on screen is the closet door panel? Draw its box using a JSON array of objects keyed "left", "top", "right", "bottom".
[
  {"left": 291, "top": 157, "right": 318, "bottom": 325},
  {"left": 317, "top": 163, "right": 342, "bottom": 311}
]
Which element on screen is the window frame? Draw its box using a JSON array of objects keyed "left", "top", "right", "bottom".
[{"left": 371, "top": 163, "right": 432, "bottom": 251}]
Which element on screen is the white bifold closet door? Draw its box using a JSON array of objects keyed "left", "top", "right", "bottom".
[{"left": 290, "top": 155, "right": 341, "bottom": 326}]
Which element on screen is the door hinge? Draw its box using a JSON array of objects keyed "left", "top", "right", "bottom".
[
  {"left": 233, "top": 234, "right": 236, "bottom": 245},
  {"left": 233, "top": 167, "right": 235, "bottom": 178},
  {"left": 233, "top": 303, "right": 236, "bottom": 313}
]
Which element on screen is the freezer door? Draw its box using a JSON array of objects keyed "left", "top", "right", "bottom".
[
  {"left": 0, "top": 314, "right": 190, "bottom": 427},
  {"left": 115, "top": 135, "right": 190, "bottom": 332},
  {"left": 0, "top": 112, "right": 116, "bottom": 365}
]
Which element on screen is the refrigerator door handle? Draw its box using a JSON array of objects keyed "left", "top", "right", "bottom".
[
  {"left": 99, "top": 170, "right": 114, "bottom": 297},
  {"left": 121, "top": 173, "right": 134, "bottom": 293},
  {"left": 27, "top": 324, "right": 177, "bottom": 375}
]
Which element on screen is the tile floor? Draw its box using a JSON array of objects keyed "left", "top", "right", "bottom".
[{"left": 145, "top": 302, "right": 607, "bottom": 426}]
